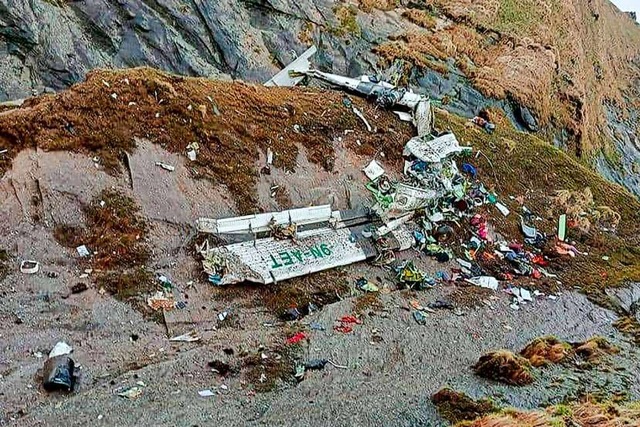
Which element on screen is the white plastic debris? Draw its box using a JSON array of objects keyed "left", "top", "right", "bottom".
[
  {"left": 117, "top": 386, "right": 143, "bottom": 399},
  {"left": 465, "top": 276, "right": 499, "bottom": 291},
  {"left": 169, "top": 331, "right": 201, "bottom": 343},
  {"left": 521, "top": 219, "right": 537, "bottom": 239},
  {"left": 76, "top": 245, "right": 90, "bottom": 257},
  {"left": 20, "top": 260, "right": 40, "bottom": 274},
  {"left": 363, "top": 160, "right": 385, "bottom": 181},
  {"left": 520, "top": 288, "right": 533, "bottom": 302},
  {"left": 49, "top": 341, "right": 73, "bottom": 358},
  {"left": 155, "top": 162, "right": 175, "bottom": 172},
  {"left": 187, "top": 149, "right": 197, "bottom": 161},
  {"left": 198, "top": 389, "right": 215, "bottom": 397},
  {"left": 495, "top": 202, "right": 510, "bottom": 216},
  {"left": 393, "top": 111, "right": 413, "bottom": 122},
  {"left": 352, "top": 107, "right": 373, "bottom": 132},
  {"left": 266, "top": 147, "right": 274, "bottom": 165},
  {"left": 456, "top": 258, "right": 472, "bottom": 270}
]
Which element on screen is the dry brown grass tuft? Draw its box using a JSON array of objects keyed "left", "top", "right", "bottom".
[
  {"left": 519, "top": 336, "right": 572, "bottom": 367},
  {"left": 432, "top": 388, "right": 497, "bottom": 424},
  {"left": 95, "top": 267, "right": 155, "bottom": 300},
  {"left": 572, "top": 337, "right": 619, "bottom": 363},
  {"left": 460, "top": 398, "right": 640, "bottom": 427},
  {"left": 461, "top": 410, "right": 552, "bottom": 427},
  {"left": 568, "top": 399, "right": 640, "bottom": 427},
  {"left": 352, "top": 291, "right": 383, "bottom": 315},
  {"left": 472, "top": 350, "right": 534, "bottom": 386},
  {"left": 402, "top": 9, "right": 437, "bottom": 29},
  {"left": 357, "top": 0, "right": 398, "bottom": 13}
]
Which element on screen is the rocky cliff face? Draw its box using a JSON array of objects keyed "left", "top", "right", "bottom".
[{"left": 1, "top": 0, "right": 639, "bottom": 195}]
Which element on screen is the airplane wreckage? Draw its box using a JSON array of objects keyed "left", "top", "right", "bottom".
[{"left": 197, "top": 46, "right": 473, "bottom": 286}]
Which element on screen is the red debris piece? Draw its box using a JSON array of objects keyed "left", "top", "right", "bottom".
[
  {"left": 286, "top": 332, "right": 307, "bottom": 345},
  {"left": 333, "top": 315, "right": 362, "bottom": 334},
  {"left": 531, "top": 255, "right": 548, "bottom": 266},
  {"left": 338, "top": 315, "right": 362, "bottom": 325}
]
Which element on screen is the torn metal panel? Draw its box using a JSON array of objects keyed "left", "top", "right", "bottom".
[
  {"left": 264, "top": 46, "right": 317, "bottom": 87},
  {"left": 197, "top": 205, "right": 332, "bottom": 234},
  {"left": 203, "top": 227, "right": 367, "bottom": 285},
  {"left": 201, "top": 223, "right": 412, "bottom": 285},
  {"left": 403, "top": 133, "right": 466, "bottom": 163}
]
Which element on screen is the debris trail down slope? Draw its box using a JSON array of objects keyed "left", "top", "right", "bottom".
[{"left": 0, "top": 67, "right": 413, "bottom": 213}]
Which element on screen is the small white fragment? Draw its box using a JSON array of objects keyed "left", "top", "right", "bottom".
[
  {"left": 198, "top": 389, "right": 215, "bottom": 397},
  {"left": 155, "top": 162, "right": 175, "bottom": 172},
  {"left": 495, "top": 202, "right": 510, "bottom": 216},
  {"left": 465, "top": 276, "right": 499, "bottom": 291},
  {"left": 20, "top": 260, "right": 39, "bottom": 274},
  {"left": 363, "top": 160, "right": 385, "bottom": 181},
  {"left": 76, "top": 245, "right": 90, "bottom": 257},
  {"left": 49, "top": 341, "right": 73, "bottom": 358}
]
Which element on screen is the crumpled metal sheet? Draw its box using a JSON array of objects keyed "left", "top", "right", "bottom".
[{"left": 404, "top": 133, "right": 465, "bottom": 163}]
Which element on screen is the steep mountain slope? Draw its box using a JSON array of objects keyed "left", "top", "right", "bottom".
[{"left": 1, "top": 0, "right": 639, "bottom": 196}]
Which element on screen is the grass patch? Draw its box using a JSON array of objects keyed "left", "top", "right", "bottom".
[
  {"left": 402, "top": 9, "right": 437, "bottom": 29},
  {"left": 54, "top": 188, "right": 149, "bottom": 270},
  {"left": 613, "top": 316, "right": 640, "bottom": 345},
  {"left": 331, "top": 4, "right": 361, "bottom": 37},
  {"left": 494, "top": 0, "right": 544, "bottom": 37},
  {"left": 211, "top": 269, "right": 349, "bottom": 319},
  {"left": 432, "top": 388, "right": 497, "bottom": 424},
  {"left": 352, "top": 291, "right": 383, "bottom": 315},
  {"left": 95, "top": 267, "right": 155, "bottom": 300},
  {"left": 460, "top": 398, "right": 640, "bottom": 427},
  {"left": 357, "top": 0, "right": 398, "bottom": 13},
  {"left": 572, "top": 337, "right": 619, "bottom": 364}
]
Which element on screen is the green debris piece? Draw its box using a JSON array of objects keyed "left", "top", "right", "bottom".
[{"left": 558, "top": 214, "right": 567, "bottom": 241}]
